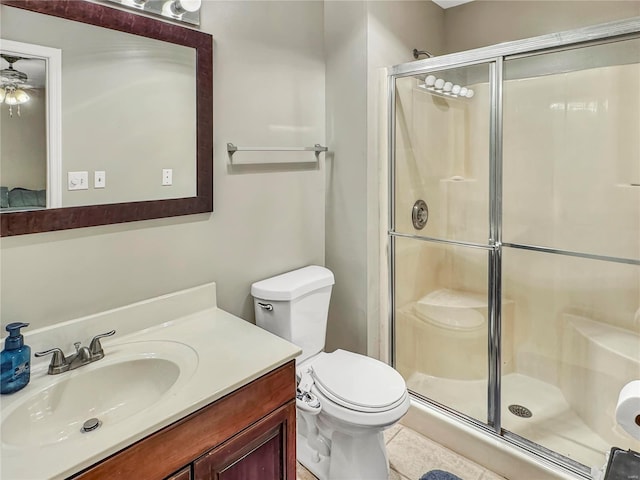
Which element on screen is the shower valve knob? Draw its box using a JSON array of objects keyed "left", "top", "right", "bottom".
[{"left": 412, "top": 199, "right": 429, "bottom": 230}]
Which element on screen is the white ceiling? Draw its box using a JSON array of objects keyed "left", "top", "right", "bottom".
[{"left": 432, "top": 0, "right": 474, "bottom": 9}]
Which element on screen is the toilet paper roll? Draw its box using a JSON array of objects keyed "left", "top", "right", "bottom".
[{"left": 615, "top": 380, "right": 640, "bottom": 440}]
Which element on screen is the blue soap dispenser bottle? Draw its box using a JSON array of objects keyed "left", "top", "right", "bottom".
[{"left": 1, "top": 322, "right": 31, "bottom": 394}]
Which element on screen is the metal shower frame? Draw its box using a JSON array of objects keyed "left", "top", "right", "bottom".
[{"left": 387, "top": 16, "right": 640, "bottom": 478}]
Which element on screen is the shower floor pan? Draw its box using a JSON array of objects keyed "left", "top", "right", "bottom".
[{"left": 406, "top": 371, "right": 610, "bottom": 469}]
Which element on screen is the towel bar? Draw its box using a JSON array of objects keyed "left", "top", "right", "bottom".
[
  {"left": 227, "top": 143, "right": 327, "bottom": 153},
  {"left": 226, "top": 143, "right": 328, "bottom": 164}
]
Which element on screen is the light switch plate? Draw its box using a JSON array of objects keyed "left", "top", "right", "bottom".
[
  {"left": 68, "top": 171, "right": 89, "bottom": 190},
  {"left": 162, "top": 168, "right": 173, "bottom": 186},
  {"left": 94, "top": 171, "right": 106, "bottom": 188}
]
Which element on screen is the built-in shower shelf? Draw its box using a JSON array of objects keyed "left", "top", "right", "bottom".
[
  {"left": 439, "top": 177, "right": 477, "bottom": 183},
  {"left": 414, "top": 85, "right": 469, "bottom": 101},
  {"left": 565, "top": 313, "right": 640, "bottom": 363}
]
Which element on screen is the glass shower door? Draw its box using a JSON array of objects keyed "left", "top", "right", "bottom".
[
  {"left": 391, "top": 62, "right": 496, "bottom": 424},
  {"left": 390, "top": 20, "right": 640, "bottom": 476},
  {"left": 501, "top": 38, "right": 640, "bottom": 469}
]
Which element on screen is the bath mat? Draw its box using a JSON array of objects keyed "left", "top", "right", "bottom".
[{"left": 420, "top": 470, "right": 463, "bottom": 480}]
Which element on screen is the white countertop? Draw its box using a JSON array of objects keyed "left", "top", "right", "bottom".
[{"left": 0, "top": 283, "right": 301, "bottom": 480}]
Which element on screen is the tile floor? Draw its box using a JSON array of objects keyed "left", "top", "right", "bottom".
[{"left": 296, "top": 424, "right": 508, "bottom": 480}]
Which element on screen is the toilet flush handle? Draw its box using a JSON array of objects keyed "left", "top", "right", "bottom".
[{"left": 258, "top": 302, "right": 273, "bottom": 311}]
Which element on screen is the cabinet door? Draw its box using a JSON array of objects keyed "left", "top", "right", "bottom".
[
  {"left": 166, "top": 466, "right": 191, "bottom": 480},
  {"left": 194, "top": 401, "right": 295, "bottom": 480}
]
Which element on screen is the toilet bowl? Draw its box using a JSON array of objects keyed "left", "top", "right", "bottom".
[
  {"left": 296, "top": 350, "right": 410, "bottom": 480},
  {"left": 251, "top": 266, "right": 409, "bottom": 480}
]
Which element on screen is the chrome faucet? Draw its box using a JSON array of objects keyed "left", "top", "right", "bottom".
[{"left": 35, "top": 330, "right": 116, "bottom": 375}]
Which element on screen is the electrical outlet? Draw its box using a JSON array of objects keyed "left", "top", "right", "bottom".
[
  {"left": 94, "top": 171, "right": 106, "bottom": 188},
  {"left": 68, "top": 171, "right": 89, "bottom": 190},
  {"left": 162, "top": 168, "right": 173, "bottom": 186}
]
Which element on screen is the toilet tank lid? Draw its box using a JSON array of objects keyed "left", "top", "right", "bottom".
[{"left": 251, "top": 266, "right": 335, "bottom": 301}]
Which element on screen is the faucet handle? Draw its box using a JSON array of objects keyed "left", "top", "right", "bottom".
[
  {"left": 35, "top": 348, "right": 69, "bottom": 375},
  {"left": 88, "top": 330, "right": 116, "bottom": 360}
]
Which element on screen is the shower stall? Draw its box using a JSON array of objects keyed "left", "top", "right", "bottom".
[{"left": 388, "top": 18, "right": 640, "bottom": 477}]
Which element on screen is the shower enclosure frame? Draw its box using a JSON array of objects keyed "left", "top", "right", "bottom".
[{"left": 387, "top": 16, "right": 640, "bottom": 478}]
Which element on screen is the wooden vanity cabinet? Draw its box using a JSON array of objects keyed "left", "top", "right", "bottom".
[
  {"left": 166, "top": 466, "right": 192, "bottom": 480},
  {"left": 71, "top": 361, "right": 296, "bottom": 480}
]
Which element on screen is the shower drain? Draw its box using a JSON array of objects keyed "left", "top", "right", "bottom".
[{"left": 508, "top": 404, "right": 533, "bottom": 418}]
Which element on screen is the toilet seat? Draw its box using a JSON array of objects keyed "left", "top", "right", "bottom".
[{"left": 309, "top": 350, "right": 407, "bottom": 413}]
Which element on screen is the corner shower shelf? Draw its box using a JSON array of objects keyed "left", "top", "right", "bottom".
[
  {"left": 227, "top": 143, "right": 328, "bottom": 163},
  {"left": 415, "top": 84, "right": 470, "bottom": 101}
]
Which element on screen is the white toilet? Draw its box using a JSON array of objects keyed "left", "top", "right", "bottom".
[{"left": 251, "top": 265, "right": 410, "bottom": 480}]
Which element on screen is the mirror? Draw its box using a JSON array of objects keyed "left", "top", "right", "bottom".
[
  {"left": 3, "top": 8, "right": 197, "bottom": 209},
  {"left": 1, "top": 39, "right": 60, "bottom": 212},
  {"left": 0, "top": 0, "right": 212, "bottom": 236}
]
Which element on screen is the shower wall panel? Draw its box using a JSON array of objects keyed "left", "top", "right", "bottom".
[
  {"left": 503, "top": 62, "right": 640, "bottom": 260},
  {"left": 394, "top": 237, "right": 492, "bottom": 422},
  {"left": 393, "top": 65, "right": 490, "bottom": 245},
  {"left": 501, "top": 248, "right": 640, "bottom": 467}
]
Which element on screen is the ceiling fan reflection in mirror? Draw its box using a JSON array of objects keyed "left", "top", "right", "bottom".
[{"left": 0, "top": 54, "right": 39, "bottom": 117}]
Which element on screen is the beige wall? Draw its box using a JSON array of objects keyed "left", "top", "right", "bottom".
[
  {"left": 324, "top": 1, "right": 444, "bottom": 356},
  {"left": 0, "top": 1, "right": 325, "bottom": 330},
  {"left": 443, "top": 0, "right": 640, "bottom": 53},
  {"left": 0, "top": 90, "right": 46, "bottom": 191},
  {"left": 324, "top": 1, "right": 369, "bottom": 355}
]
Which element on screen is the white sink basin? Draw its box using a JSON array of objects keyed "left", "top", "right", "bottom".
[{"left": 1, "top": 341, "right": 198, "bottom": 448}]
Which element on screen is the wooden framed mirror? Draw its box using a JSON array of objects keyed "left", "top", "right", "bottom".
[{"left": 0, "top": 0, "right": 212, "bottom": 236}]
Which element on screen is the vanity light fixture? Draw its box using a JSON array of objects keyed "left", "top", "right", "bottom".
[
  {"left": 162, "top": 0, "right": 201, "bottom": 18},
  {"left": 103, "top": 0, "right": 201, "bottom": 26},
  {"left": 121, "top": 0, "right": 149, "bottom": 9}
]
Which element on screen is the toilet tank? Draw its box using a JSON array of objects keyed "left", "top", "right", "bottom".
[{"left": 251, "top": 266, "right": 334, "bottom": 364}]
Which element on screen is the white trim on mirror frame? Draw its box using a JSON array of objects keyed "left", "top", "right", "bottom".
[{"left": 0, "top": 38, "right": 62, "bottom": 209}]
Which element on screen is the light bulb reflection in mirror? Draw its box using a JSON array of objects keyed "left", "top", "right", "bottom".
[
  {"left": 163, "top": 0, "right": 201, "bottom": 17},
  {"left": 4, "top": 92, "right": 18, "bottom": 106},
  {"left": 14, "top": 89, "right": 29, "bottom": 103}
]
